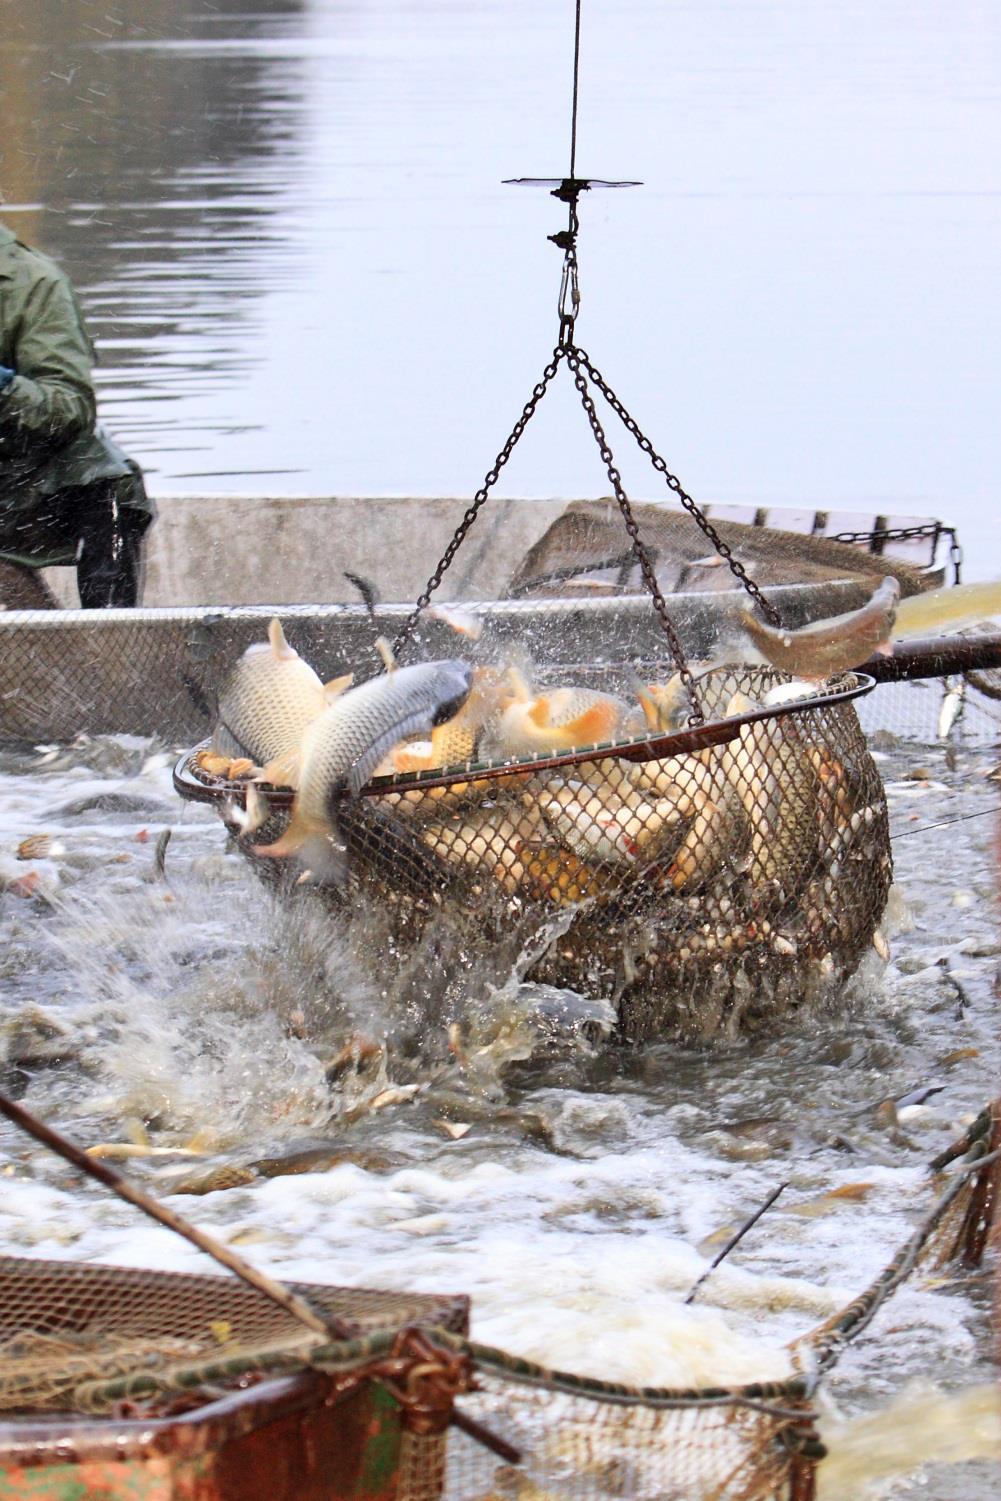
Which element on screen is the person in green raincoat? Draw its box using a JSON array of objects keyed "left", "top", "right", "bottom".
[{"left": 0, "top": 219, "right": 155, "bottom": 606}]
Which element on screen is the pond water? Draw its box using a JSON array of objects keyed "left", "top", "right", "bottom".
[
  {"left": 1, "top": 0, "right": 999, "bottom": 572},
  {"left": 0, "top": 695, "right": 999, "bottom": 1495}
]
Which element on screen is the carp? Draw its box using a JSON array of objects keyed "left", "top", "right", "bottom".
[
  {"left": 487, "top": 670, "right": 632, "bottom": 756},
  {"left": 253, "top": 660, "right": 473, "bottom": 881},
  {"left": 214, "top": 618, "right": 348, "bottom": 787},
  {"left": 739, "top": 576, "right": 899, "bottom": 678},
  {"left": 539, "top": 783, "right": 684, "bottom": 867}
]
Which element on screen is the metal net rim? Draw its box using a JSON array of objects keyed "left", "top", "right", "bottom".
[{"left": 174, "top": 669, "right": 878, "bottom": 810}]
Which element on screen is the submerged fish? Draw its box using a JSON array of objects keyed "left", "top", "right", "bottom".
[
  {"left": 892, "top": 578, "right": 1001, "bottom": 639},
  {"left": 214, "top": 618, "right": 331, "bottom": 784},
  {"left": 253, "top": 660, "right": 473, "bottom": 881},
  {"left": 740, "top": 576, "right": 899, "bottom": 678}
]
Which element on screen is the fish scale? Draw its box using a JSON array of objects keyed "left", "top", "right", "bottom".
[
  {"left": 254, "top": 660, "right": 474, "bottom": 879},
  {"left": 214, "top": 619, "right": 328, "bottom": 769}
]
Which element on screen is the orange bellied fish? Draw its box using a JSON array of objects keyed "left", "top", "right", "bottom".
[{"left": 489, "top": 670, "right": 632, "bottom": 757}]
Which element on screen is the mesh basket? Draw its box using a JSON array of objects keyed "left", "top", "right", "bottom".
[
  {"left": 0, "top": 1255, "right": 467, "bottom": 1416},
  {"left": 176, "top": 666, "right": 889, "bottom": 1042}
]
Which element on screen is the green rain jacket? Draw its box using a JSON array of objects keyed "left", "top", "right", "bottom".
[{"left": 0, "top": 223, "right": 153, "bottom": 566}]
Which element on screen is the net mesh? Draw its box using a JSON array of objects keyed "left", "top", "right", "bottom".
[
  {"left": 179, "top": 665, "right": 891, "bottom": 1042},
  {"left": 505, "top": 500, "right": 940, "bottom": 600},
  {"left": 5, "top": 1109, "right": 993, "bottom": 1499},
  {"left": 0, "top": 1256, "right": 467, "bottom": 1415}
]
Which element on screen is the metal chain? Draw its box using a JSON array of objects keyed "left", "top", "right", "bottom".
[
  {"left": 392, "top": 348, "right": 566, "bottom": 657},
  {"left": 574, "top": 348, "right": 783, "bottom": 627},
  {"left": 832, "top": 523, "right": 963, "bottom": 585},
  {"left": 564, "top": 346, "right": 705, "bottom": 724}
]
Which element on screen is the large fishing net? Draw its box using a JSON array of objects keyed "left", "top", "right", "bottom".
[
  {"left": 177, "top": 661, "right": 890, "bottom": 1043},
  {"left": 1, "top": 1104, "right": 996, "bottom": 1501},
  {"left": 505, "top": 499, "right": 941, "bottom": 601}
]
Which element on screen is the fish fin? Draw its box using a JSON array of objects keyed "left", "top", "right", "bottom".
[
  {"left": 374, "top": 635, "right": 397, "bottom": 673},
  {"left": 346, "top": 707, "right": 438, "bottom": 794},
  {"left": 324, "top": 672, "right": 354, "bottom": 700},
  {"left": 252, "top": 805, "right": 329, "bottom": 860},
  {"left": 636, "top": 685, "right": 659, "bottom": 731},
  {"left": 344, "top": 571, "right": 380, "bottom": 619},
  {"left": 267, "top": 618, "right": 296, "bottom": 661},
  {"left": 875, "top": 640, "right": 895, "bottom": 657},
  {"left": 260, "top": 749, "right": 301, "bottom": 790}
]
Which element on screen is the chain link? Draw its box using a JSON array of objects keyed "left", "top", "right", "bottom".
[
  {"left": 392, "top": 349, "right": 566, "bottom": 658},
  {"left": 831, "top": 523, "right": 963, "bottom": 585},
  {"left": 564, "top": 347, "right": 705, "bottom": 725},
  {"left": 573, "top": 348, "right": 783, "bottom": 628}
]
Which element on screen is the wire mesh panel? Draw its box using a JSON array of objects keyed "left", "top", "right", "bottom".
[
  {"left": 178, "top": 666, "right": 890, "bottom": 1042},
  {"left": 432, "top": 1384, "right": 807, "bottom": 1501}
]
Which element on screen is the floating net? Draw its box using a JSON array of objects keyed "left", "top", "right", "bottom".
[
  {"left": 0, "top": 1259, "right": 468, "bottom": 1417},
  {"left": 2, "top": 1105, "right": 996, "bottom": 1501},
  {"left": 177, "top": 664, "right": 890, "bottom": 1042},
  {"left": 506, "top": 499, "right": 941, "bottom": 601}
]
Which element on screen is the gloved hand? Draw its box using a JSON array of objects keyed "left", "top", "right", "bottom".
[{"left": 0, "top": 366, "right": 14, "bottom": 392}]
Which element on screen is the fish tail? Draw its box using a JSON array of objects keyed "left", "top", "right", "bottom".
[
  {"left": 260, "top": 749, "right": 302, "bottom": 790},
  {"left": 252, "top": 805, "right": 331, "bottom": 860}
]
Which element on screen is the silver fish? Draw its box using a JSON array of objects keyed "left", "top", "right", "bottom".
[
  {"left": 254, "top": 660, "right": 473, "bottom": 881},
  {"left": 214, "top": 618, "right": 331, "bottom": 779},
  {"left": 740, "top": 576, "right": 899, "bottom": 678},
  {"left": 936, "top": 679, "right": 965, "bottom": 740}
]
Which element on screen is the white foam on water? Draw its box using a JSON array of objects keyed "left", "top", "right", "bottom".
[{"left": 0, "top": 734, "right": 997, "bottom": 1463}]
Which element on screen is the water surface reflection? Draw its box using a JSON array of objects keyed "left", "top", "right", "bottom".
[{"left": 0, "top": 1, "right": 999, "bottom": 570}]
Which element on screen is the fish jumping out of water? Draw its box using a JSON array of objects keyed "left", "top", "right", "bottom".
[
  {"left": 739, "top": 576, "right": 900, "bottom": 678},
  {"left": 253, "top": 660, "right": 474, "bottom": 882},
  {"left": 213, "top": 618, "right": 348, "bottom": 786}
]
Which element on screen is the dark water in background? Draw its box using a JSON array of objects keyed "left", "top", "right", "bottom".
[{"left": 1, "top": 1, "right": 999, "bottom": 571}]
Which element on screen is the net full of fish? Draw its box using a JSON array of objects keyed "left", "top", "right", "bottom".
[{"left": 178, "top": 621, "right": 892, "bottom": 1042}]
